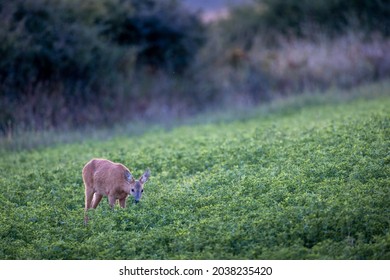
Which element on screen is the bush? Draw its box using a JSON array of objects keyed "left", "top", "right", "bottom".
[
  {"left": 258, "top": 0, "right": 390, "bottom": 36},
  {"left": 222, "top": 0, "right": 390, "bottom": 46},
  {"left": 102, "top": 0, "right": 205, "bottom": 73},
  {"left": 0, "top": 0, "right": 205, "bottom": 131},
  {"left": 0, "top": 0, "right": 129, "bottom": 96},
  {"left": 0, "top": 0, "right": 205, "bottom": 92}
]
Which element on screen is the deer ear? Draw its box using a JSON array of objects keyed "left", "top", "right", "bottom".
[
  {"left": 140, "top": 169, "right": 150, "bottom": 184},
  {"left": 124, "top": 170, "right": 134, "bottom": 182}
]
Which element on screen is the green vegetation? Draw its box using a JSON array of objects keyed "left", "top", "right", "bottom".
[{"left": 1, "top": 83, "right": 389, "bottom": 259}]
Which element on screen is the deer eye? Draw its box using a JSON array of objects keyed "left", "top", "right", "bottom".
[
  {"left": 131, "top": 189, "right": 134, "bottom": 192},
  {"left": 141, "top": 189, "right": 144, "bottom": 193}
]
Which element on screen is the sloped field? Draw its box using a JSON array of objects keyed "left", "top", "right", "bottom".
[{"left": 1, "top": 85, "right": 389, "bottom": 259}]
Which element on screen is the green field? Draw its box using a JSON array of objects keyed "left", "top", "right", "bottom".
[{"left": 1, "top": 83, "right": 389, "bottom": 259}]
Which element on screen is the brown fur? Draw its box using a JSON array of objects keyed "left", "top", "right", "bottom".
[{"left": 82, "top": 158, "right": 150, "bottom": 224}]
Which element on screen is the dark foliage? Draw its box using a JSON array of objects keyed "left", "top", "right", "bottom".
[
  {"left": 223, "top": 0, "right": 390, "bottom": 47},
  {"left": 102, "top": 0, "right": 205, "bottom": 73},
  {"left": 0, "top": 0, "right": 205, "bottom": 131},
  {"left": 0, "top": 0, "right": 125, "bottom": 95},
  {"left": 0, "top": 0, "right": 388, "bottom": 134},
  {"left": 258, "top": 0, "right": 390, "bottom": 36}
]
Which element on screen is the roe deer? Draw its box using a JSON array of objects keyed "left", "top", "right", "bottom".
[{"left": 82, "top": 158, "right": 150, "bottom": 223}]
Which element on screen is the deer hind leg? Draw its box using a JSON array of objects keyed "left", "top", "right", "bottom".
[
  {"left": 84, "top": 187, "right": 94, "bottom": 225},
  {"left": 82, "top": 162, "right": 95, "bottom": 211},
  {"left": 85, "top": 187, "right": 94, "bottom": 210},
  {"left": 91, "top": 193, "right": 103, "bottom": 209},
  {"left": 82, "top": 161, "right": 96, "bottom": 225}
]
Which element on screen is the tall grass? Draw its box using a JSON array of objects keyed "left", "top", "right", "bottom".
[
  {"left": 190, "top": 29, "right": 390, "bottom": 103},
  {"left": 250, "top": 32, "right": 390, "bottom": 93},
  {"left": 1, "top": 80, "right": 389, "bottom": 153},
  {"left": 1, "top": 31, "right": 389, "bottom": 139}
]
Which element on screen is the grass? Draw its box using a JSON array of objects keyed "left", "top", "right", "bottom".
[{"left": 0, "top": 82, "right": 389, "bottom": 259}]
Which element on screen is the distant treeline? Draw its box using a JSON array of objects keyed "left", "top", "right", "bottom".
[
  {"left": 222, "top": 0, "right": 389, "bottom": 48},
  {"left": 0, "top": 0, "right": 389, "bottom": 133},
  {"left": 0, "top": 0, "right": 204, "bottom": 126}
]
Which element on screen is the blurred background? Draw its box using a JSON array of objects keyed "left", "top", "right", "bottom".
[{"left": 0, "top": 0, "right": 389, "bottom": 137}]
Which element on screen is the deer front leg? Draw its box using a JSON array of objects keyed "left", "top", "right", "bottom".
[
  {"left": 92, "top": 193, "right": 103, "bottom": 209},
  {"left": 119, "top": 197, "right": 126, "bottom": 208},
  {"left": 108, "top": 195, "right": 116, "bottom": 209}
]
